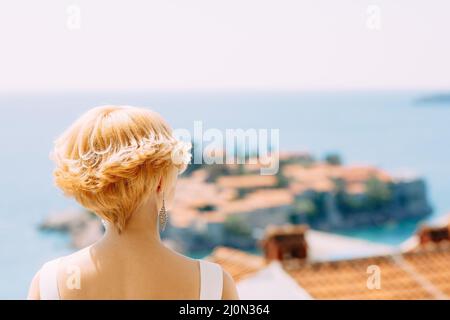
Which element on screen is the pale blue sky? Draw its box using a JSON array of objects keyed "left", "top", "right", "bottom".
[{"left": 0, "top": 0, "right": 449, "bottom": 93}]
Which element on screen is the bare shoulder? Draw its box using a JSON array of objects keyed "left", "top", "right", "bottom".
[
  {"left": 59, "top": 246, "right": 92, "bottom": 268},
  {"left": 57, "top": 246, "right": 97, "bottom": 298},
  {"left": 27, "top": 269, "right": 41, "bottom": 300},
  {"left": 222, "top": 269, "right": 239, "bottom": 300},
  {"left": 166, "top": 246, "right": 201, "bottom": 269},
  {"left": 27, "top": 247, "right": 92, "bottom": 300}
]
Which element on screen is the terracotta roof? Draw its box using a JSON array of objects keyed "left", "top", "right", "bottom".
[
  {"left": 264, "top": 224, "right": 308, "bottom": 238},
  {"left": 402, "top": 242, "right": 450, "bottom": 298},
  {"left": 170, "top": 171, "right": 236, "bottom": 227},
  {"left": 217, "top": 175, "right": 277, "bottom": 189},
  {"left": 346, "top": 182, "right": 367, "bottom": 195},
  {"left": 209, "top": 244, "right": 450, "bottom": 300},
  {"left": 169, "top": 208, "right": 200, "bottom": 228},
  {"left": 284, "top": 163, "right": 392, "bottom": 194},
  {"left": 278, "top": 151, "right": 312, "bottom": 160},
  {"left": 220, "top": 189, "right": 293, "bottom": 215},
  {"left": 226, "top": 156, "right": 277, "bottom": 173},
  {"left": 172, "top": 182, "right": 293, "bottom": 227},
  {"left": 339, "top": 165, "right": 392, "bottom": 183},
  {"left": 185, "top": 189, "right": 295, "bottom": 224},
  {"left": 207, "top": 247, "right": 266, "bottom": 282},
  {"left": 284, "top": 256, "right": 436, "bottom": 299}
]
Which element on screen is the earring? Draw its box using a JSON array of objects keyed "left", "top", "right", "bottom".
[
  {"left": 159, "top": 193, "right": 168, "bottom": 232},
  {"left": 101, "top": 218, "right": 107, "bottom": 230}
]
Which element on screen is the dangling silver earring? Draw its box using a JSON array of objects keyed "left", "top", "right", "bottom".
[
  {"left": 101, "top": 219, "right": 107, "bottom": 230},
  {"left": 159, "top": 193, "right": 167, "bottom": 232}
]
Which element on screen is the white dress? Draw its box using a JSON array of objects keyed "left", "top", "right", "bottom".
[{"left": 38, "top": 258, "right": 223, "bottom": 300}]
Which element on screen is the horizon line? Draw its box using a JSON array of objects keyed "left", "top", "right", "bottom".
[{"left": 1, "top": 87, "right": 449, "bottom": 97}]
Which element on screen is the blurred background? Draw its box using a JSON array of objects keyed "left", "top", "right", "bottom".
[{"left": 1, "top": 0, "right": 450, "bottom": 299}]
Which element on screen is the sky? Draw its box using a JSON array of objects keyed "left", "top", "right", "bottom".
[{"left": 0, "top": 0, "right": 449, "bottom": 93}]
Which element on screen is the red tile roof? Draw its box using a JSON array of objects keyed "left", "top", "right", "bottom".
[
  {"left": 208, "top": 243, "right": 450, "bottom": 300},
  {"left": 284, "top": 163, "right": 392, "bottom": 194},
  {"left": 217, "top": 175, "right": 277, "bottom": 189},
  {"left": 207, "top": 247, "right": 266, "bottom": 282}
]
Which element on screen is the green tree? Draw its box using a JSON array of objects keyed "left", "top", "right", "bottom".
[
  {"left": 224, "top": 215, "right": 252, "bottom": 237},
  {"left": 275, "top": 170, "right": 290, "bottom": 188},
  {"left": 324, "top": 153, "right": 342, "bottom": 166},
  {"left": 366, "top": 178, "right": 392, "bottom": 211},
  {"left": 294, "top": 199, "right": 316, "bottom": 216}
]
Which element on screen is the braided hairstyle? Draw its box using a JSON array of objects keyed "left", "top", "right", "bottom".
[{"left": 51, "top": 105, "right": 190, "bottom": 232}]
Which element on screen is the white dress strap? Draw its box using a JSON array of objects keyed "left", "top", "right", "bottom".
[
  {"left": 39, "top": 258, "right": 61, "bottom": 300},
  {"left": 199, "top": 260, "right": 223, "bottom": 300}
]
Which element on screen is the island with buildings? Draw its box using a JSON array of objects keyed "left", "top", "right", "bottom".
[
  {"left": 167, "top": 152, "right": 432, "bottom": 253},
  {"left": 39, "top": 152, "right": 450, "bottom": 300},
  {"left": 41, "top": 152, "right": 432, "bottom": 255}
]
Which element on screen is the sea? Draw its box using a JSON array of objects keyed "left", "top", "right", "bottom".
[{"left": 1, "top": 90, "right": 449, "bottom": 298}]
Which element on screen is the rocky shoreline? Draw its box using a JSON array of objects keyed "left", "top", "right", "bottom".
[
  {"left": 39, "top": 209, "right": 104, "bottom": 249},
  {"left": 39, "top": 209, "right": 185, "bottom": 253}
]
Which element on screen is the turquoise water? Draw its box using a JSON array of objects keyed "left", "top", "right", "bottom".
[{"left": 1, "top": 91, "right": 450, "bottom": 298}]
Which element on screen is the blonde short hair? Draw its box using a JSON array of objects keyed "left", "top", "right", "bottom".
[{"left": 52, "top": 105, "right": 188, "bottom": 232}]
